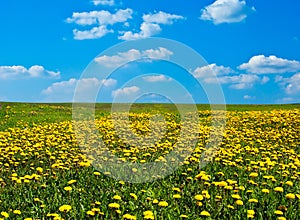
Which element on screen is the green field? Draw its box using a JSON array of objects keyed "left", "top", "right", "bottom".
[
  {"left": 0, "top": 102, "right": 299, "bottom": 131},
  {"left": 0, "top": 102, "right": 299, "bottom": 219}
]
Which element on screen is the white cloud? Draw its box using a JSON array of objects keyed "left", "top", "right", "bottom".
[
  {"left": 275, "top": 75, "right": 283, "bottom": 83},
  {"left": 42, "top": 78, "right": 77, "bottom": 95},
  {"left": 67, "top": 9, "right": 133, "bottom": 40},
  {"left": 95, "top": 47, "right": 173, "bottom": 68},
  {"left": 143, "top": 11, "right": 184, "bottom": 24},
  {"left": 243, "top": 95, "right": 253, "bottom": 100},
  {"left": 280, "top": 97, "right": 295, "bottom": 103},
  {"left": 92, "top": 0, "right": 114, "bottom": 6},
  {"left": 143, "top": 75, "right": 172, "bottom": 82},
  {"left": 204, "top": 74, "right": 261, "bottom": 89},
  {"left": 73, "top": 25, "right": 113, "bottom": 40},
  {"left": 200, "top": 0, "right": 255, "bottom": 24},
  {"left": 119, "top": 11, "right": 184, "bottom": 40},
  {"left": 282, "top": 73, "right": 300, "bottom": 95},
  {"left": 67, "top": 9, "right": 133, "bottom": 26},
  {"left": 192, "top": 63, "right": 235, "bottom": 78},
  {"left": 192, "top": 63, "right": 268, "bottom": 89},
  {"left": 42, "top": 78, "right": 117, "bottom": 102},
  {"left": 112, "top": 86, "right": 140, "bottom": 97},
  {"left": 119, "top": 22, "right": 162, "bottom": 40},
  {"left": 101, "top": 78, "right": 117, "bottom": 87},
  {"left": 239, "top": 55, "right": 300, "bottom": 74},
  {"left": 0, "top": 65, "right": 60, "bottom": 79},
  {"left": 261, "top": 76, "right": 270, "bottom": 84}
]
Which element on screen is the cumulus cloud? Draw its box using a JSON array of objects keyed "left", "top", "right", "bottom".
[
  {"left": 0, "top": 65, "right": 60, "bottom": 79},
  {"left": 143, "top": 75, "right": 172, "bottom": 82},
  {"left": 92, "top": 0, "right": 115, "bottom": 6},
  {"left": 67, "top": 8, "right": 133, "bottom": 40},
  {"left": 95, "top": 47, "right": 173, "bottom": 68},
  {"left": 112, "top": 86, "right": 140, "bottom": 97},
  {"left": 204, "top": 74, "right": 266, "bottom": 89},
  {"left": 200, "top": 0, "right": 255, "bottom": 24},
  {"left": 67, "top": 9, "right": 133, "bottom": 26},
  {"left": 192, "top": 63, "right": 235, "bottom": 78},
  {"left": 192, "top": 63, "right": 269, "bottom": 89},
  {"left": 228, "top": 74, "right": 260, "bottom": 89},
  {"left": 277, "top": 73, "right": 300, "bottom": 95},
  {"left": 119, "top": 11, "right": 184, "bottom": 40},
  {"left": 239, "top": 55, "right": 300, "bottom": 74},
  {"left": 143, "top": 11, "right": 184, "bottom": 24},
  {"left": 73, "top": 25, "right": 113, "bottom": 40},
  {"left": 42, "top": 78, "right": 116, "bottom": 102}
]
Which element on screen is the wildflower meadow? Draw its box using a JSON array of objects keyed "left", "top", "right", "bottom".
[{"left": 0, "top": 103, "right": 299, "bottom": 219}]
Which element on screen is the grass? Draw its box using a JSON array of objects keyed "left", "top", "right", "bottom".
[
  {"left": 0, "top": 102, "right": 299, "bottom": 219},
  {"left": 0, "top": 102, "right": 299, "bottom": 131}
]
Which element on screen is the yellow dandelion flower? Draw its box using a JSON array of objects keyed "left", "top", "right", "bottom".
[
  {"left": 144, "top": 215, "right": 154, "bottom": 220},
  {"left": 67, "top": 180, "right": 77, "bottom": 184},
  {"left": 231, "top": 194, "right": 241, "bottom": 199},
  {"left": 143, "top": 211, "right": 154, "bottom": 216},
  {"left": 36, "top": 167, "right": 43, "bottom": 173},
  {"left": 59, "top": 204, "right": 72, "bottom": 212},
  {"left": 249, "top": 172, "right": 258, "bottom": 177},
  {"left": 158, "top": 201, "right": 168, "bottom": 207},
  {"left": 130, "top": 193, "right": 137, "bottom": 200},
  {"left": 47, "top": 213, "right": 60, "bottom": 217},
  {"left": 235, "top": 200, "right": 243, "bottom": 206},
  {"left": 274, "top": 187, "right": 284, "bottom": 192},
  {"left": 173, "top": 187, "right": 181, "bottom": 192},
  {"left": 113, "top": 195, "right": 122, "bottom": 200},
  {"left": 285, "top": 193, "right": 295, "bottom": 199},
  {"left": 123, "top": 213, "right": 137, "bottom": 220},
  {"left": 196, "top": 201, "right": 203, "bottom": 206},
  {"left": 1, "top": 212, "right": 9, "bottom": 218},
  {"left": 173, "top": 194, "right": 181, "bottom": 199},
  {"left": 152, "top": 199, "right": 159, "bottom": 204},
  {"left": 274, "top": 210, "right": 283, "bottom": 215},
  {"left": 195, "top": 194, "right": 204, "bottom": 201},
  {"left": 227, "top": 205, "right": 234, "bottom": 209},
  {"left": 86, "top": 210, "right": 95, "bottom": 216},
  {"left": 247, "top": 210, "right": 255, "bottom": 215},
  {"left": 13, "top": 210, "right": 21, "bottom": 215},
  {"left": 262, "top": 189, "right": 270, "bottom": 193},
  {"left": 180, "top": 214, "right": 188, "bottom": 218},
  {"left": 248, "top": 198, "right": 258, "bottom": 203},
  {"left": 108, "top": 203, "right": 120, "bottom": 209},
  {"left": 200, "top": 211, "right": 210, "bottom": 217},
  {"left": 94, "top": 172, "right": 101, "bottom": 176},
  {"left": 64, "top": 186, "right": 72, "bottom": 191},
  {"left": 91, "top": 208, "right": 100, "bottom": 212}
]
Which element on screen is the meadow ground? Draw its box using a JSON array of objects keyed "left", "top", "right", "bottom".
[{"left": 0, "top": 102, "right": 299, "bottom": 219}]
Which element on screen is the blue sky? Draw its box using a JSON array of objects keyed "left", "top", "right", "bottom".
[{"left": 1, "top": 0, "right": 300, "bottom": 104}]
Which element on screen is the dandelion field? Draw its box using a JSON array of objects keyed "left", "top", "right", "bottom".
[{"left": 0, "top": 103, "right": 299, "bottom": 220}]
